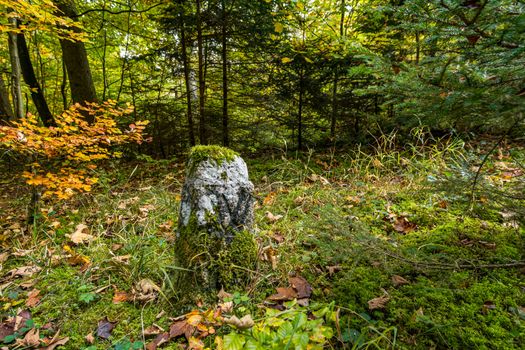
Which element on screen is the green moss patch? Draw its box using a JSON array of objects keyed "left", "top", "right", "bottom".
[{"left": 188, "top": 145, "right": 239, "bottom": 166}]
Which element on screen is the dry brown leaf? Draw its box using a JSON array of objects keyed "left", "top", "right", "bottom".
[
  {"left": 308, "top": 174, "right": 330, "bottom": 185},
  {"left": 217, "top": 287, "right": 233, "bottom": 301},
  {"left": 143, "top": 324, "right": 164, "bottom": 336},
  {"left": 265, "top": 211, "right": 283, "bottom": 223},
  {"left": 43, "top": 336, "right": 69, "bottom": 350},
  {"left": 169, "top": 320, "right": 190, "bottom": 338},
  {"left": 67, "top": 224, "right": 95, "bottom": 244},
  {"left": 146, "top": 332, "right": 169, "bottom": 350},
  {"left": 0, "top": 252, "right": 8, "bottom": 263},
  {"left": 20, "top": 280, "right": 36, "bottom": 289},
  {"left": 289, "top": 276, "right": 312, "bottom": 299},
  {"left": 112, "top": 255, "right": 131, "bottom": 264},
  {"left": 224, "top": 315, "right": 254, "bottom": 330},
  {"left": 133, "top": 279, "right": 160, "bottom": 302},
  {"left": 9, "top": 265, "right": 41, "bottom": 278},
  {"left": 368, "top": 295, "right": 390, "bottom": 310},
  {"left": 392, "top": 216, "right": 417, "bottom": 234},
  {"left": 85, "top": 332, "right": 95, "bottom": 344},
  {"left": 219, "top": 301, "right": 233, "bottom": 313},
  {"left": 26, "top": 289, "right": 41, "bottom": 307},
  {"left": 327, "top": 265, "right": 342, "bottom": 276},
  {"left": 96, "top": 317, "right": 117, "bottom": 339},
  {"left": 21, "top": 328, "right": 40, "bottom": 347},
  {"left": 392, "top": 275, "right": 410, "bottom": 287},
  {"left": 267, "top": 287, "right": 297, "bottom": 301}
]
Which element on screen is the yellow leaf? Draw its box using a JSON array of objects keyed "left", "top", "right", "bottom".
[
  {"left": 274, "top": 22, "right": 284, "bottom": 33},
  {"left": 281, "top": 57, "right": 293, "bottom": 64}
]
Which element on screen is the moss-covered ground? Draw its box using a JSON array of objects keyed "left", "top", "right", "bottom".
[{"left": 1, "top": 137, "right": 524, "bottom": 349}]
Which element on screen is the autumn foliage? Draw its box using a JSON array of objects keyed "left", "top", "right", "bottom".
[{"left": 0, "top": 100, "right": 148, "bottom": 199}]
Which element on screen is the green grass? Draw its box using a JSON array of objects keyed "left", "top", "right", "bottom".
[{"left": 1, "top": 133, "right": 524, "bottom": 349}]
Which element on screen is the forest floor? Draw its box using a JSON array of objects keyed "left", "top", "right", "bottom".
[{"left": 1, "top": 135, "right": 525, "bottom": 349}]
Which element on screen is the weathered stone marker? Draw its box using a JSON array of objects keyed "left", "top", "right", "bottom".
[{"left": 176, "top": 145, "right": 257, "bottom": 290}]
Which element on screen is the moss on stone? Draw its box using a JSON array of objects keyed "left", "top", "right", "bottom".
[
  {"left": 189, "top": 145, "right": 239, "bottom": 166},
  {"left": 175, "top": 212, "right": 257, "bottom": 291}
]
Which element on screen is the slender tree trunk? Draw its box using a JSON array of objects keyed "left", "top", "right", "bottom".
[
  {"left": 180, "top": 21, "right": 195, "bottom": 146},
  {"left": 415, "top": 31, "right": 420, "bottom": 65},
  {"left": 8, "top": 18, "right": 24, "bottom": 120},
  {"left": 116, "top": 4, "right": 131, "bottom": 102},
  {"left": 196, "top": 0, "right": 207, "bottom": 144},
  {"left": 0, "top": 73, "right": 14, "bottom": 121},
  {"left": 54, "top": 0, "right": 97, "bottom": 120},
  {"left": 331, "top": 0, "right": 345, "bottom": 140},
  {"left": 331, "top": 70, "right": 338, "bottom": 139},
  {"left": 61, "top": 59, "right": 68, "bottom": 110},
  {"left": 221, "top": 0, "right": 229, "bottom": 146},
  {"left": 17, "top": 32, "right": 56, "bottom": 127},
  {"left": 298, "top": 68, "right": 304, "bottom": 150},
  {"left": 102, "top": 0, "right": 108, "bottom": 100}
]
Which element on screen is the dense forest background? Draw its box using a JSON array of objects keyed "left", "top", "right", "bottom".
[{"left": 2, "top": 0, "right": 524, "bottom": 154}]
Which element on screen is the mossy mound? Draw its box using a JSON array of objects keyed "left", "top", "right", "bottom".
[{"left": 188, "top": 145, "right": 239, "bottom": 166}]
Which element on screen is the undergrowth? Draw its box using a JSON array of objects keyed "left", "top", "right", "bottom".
[{"left": 1, "top": 129, "right": 524, "bottom": 349}]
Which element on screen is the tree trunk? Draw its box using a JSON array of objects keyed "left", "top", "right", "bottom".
[
  {"left": 221, "top": 0, "right": 229, "bottom": 147},
  {"left": 8, "top": 17, "right": 24, "bottom": 120},
  {"left": 61, "top": 59, "right": 68, "bottom": 110},
  {"left": 331, "top": 0, "right": 345, "bottom": 140},
  {"left": 17, "top": 32, "right": 56, "bottom": 127},
  {"left": 54, "top": 0, "right": 97, "bottom": 120},
  {"left": 196, "top": 0, "right": 207, "bottom": 144},
  {"left": 0, "top": 73, "right": 14, "bottom": 121},
  {"left": 180, "top": 17, "right": 195, "bottom": 146},
  {"left": 298, "top": 69, "right": 304, "bottom": 150}
]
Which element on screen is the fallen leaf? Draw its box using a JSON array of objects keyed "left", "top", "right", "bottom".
[
  {"left": 368, "top": 295, "right": 390, "bottom": 310},
  {"left": 14, "top": 310, "right": 32, "bottom": 331},
  {"left": 96, "top": 317, "right": 117, "bottom": 339},
  {"left": 308, "top": 174, "right": 330, "bottom": 185},
  {"left": 133, "top": 279, "right": 160, "bottom": 302},
  {"left": 224, "top": 315, "right": 254, "bottom": 330},
  {"left": 266, "top": 211, "right": 283, "bottom": 223},
  {"left": 111, "top": 243, "right": 123, "bottom": 251},
  {"left": 327, "top": 265, "right": 342, "bottom": 276},
  {"left": 289, "top": 276, "right": 312, "bottom": 299},
  {"left": 112, "top": 255, "right": 131, "bottom": 264},
  {"left": 112, "top": 290, "right": 129, "bottom": 304},
  {"left": 263, "top": 192, "right": 277, "bottom": 206},
  {"left": 146, "top": 332, "right": 169, "bottom": 350},
  {"left": 217, "top": 287, "right": 232, "bottom": 301},
  {"left": 392, "top": 216, "right": 417, "bottom": 234},
  {"left": 85, "top": 332, "right": 95, "bottom": 344},
  {"left": 0, "top": 252, "right": 8, "bottom": 263},
  {"left": 67, "top": 224, "right": 95, "bottom": 244},
  {"left": 143, "top": 324, "right": 164, "bottom": 336},
  {"left": 392, "top": 275, "right": 410, "bottom": 287},
  {"left": 20, "top": 280, "right": 36, "bottom": 289},
  {"left": 8, "top": 265, "right": 41, "bottom": 278},
  {"left": 42, "top": 331, "right": 69, "bottom": 350},
  {"left": 219, "top": 301, "right": 233, "bottom": 313},
  {"left": 188, "top": 336, "right": 205, "bottom": 350},
  {"left": 267, "top": 287, "right": 297, "bottom": 301},
  {"left": 26, "top": 289, "right": 41, "bottom": 307},
  {"left": 20, "top": 328, "right": 40, "bottom": 347},
  {"left": 169, "top": 320, "right": 191, "bottom": 339},
  {"left": 482, "top": 301, "right": 496, "bottom": 314}
]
